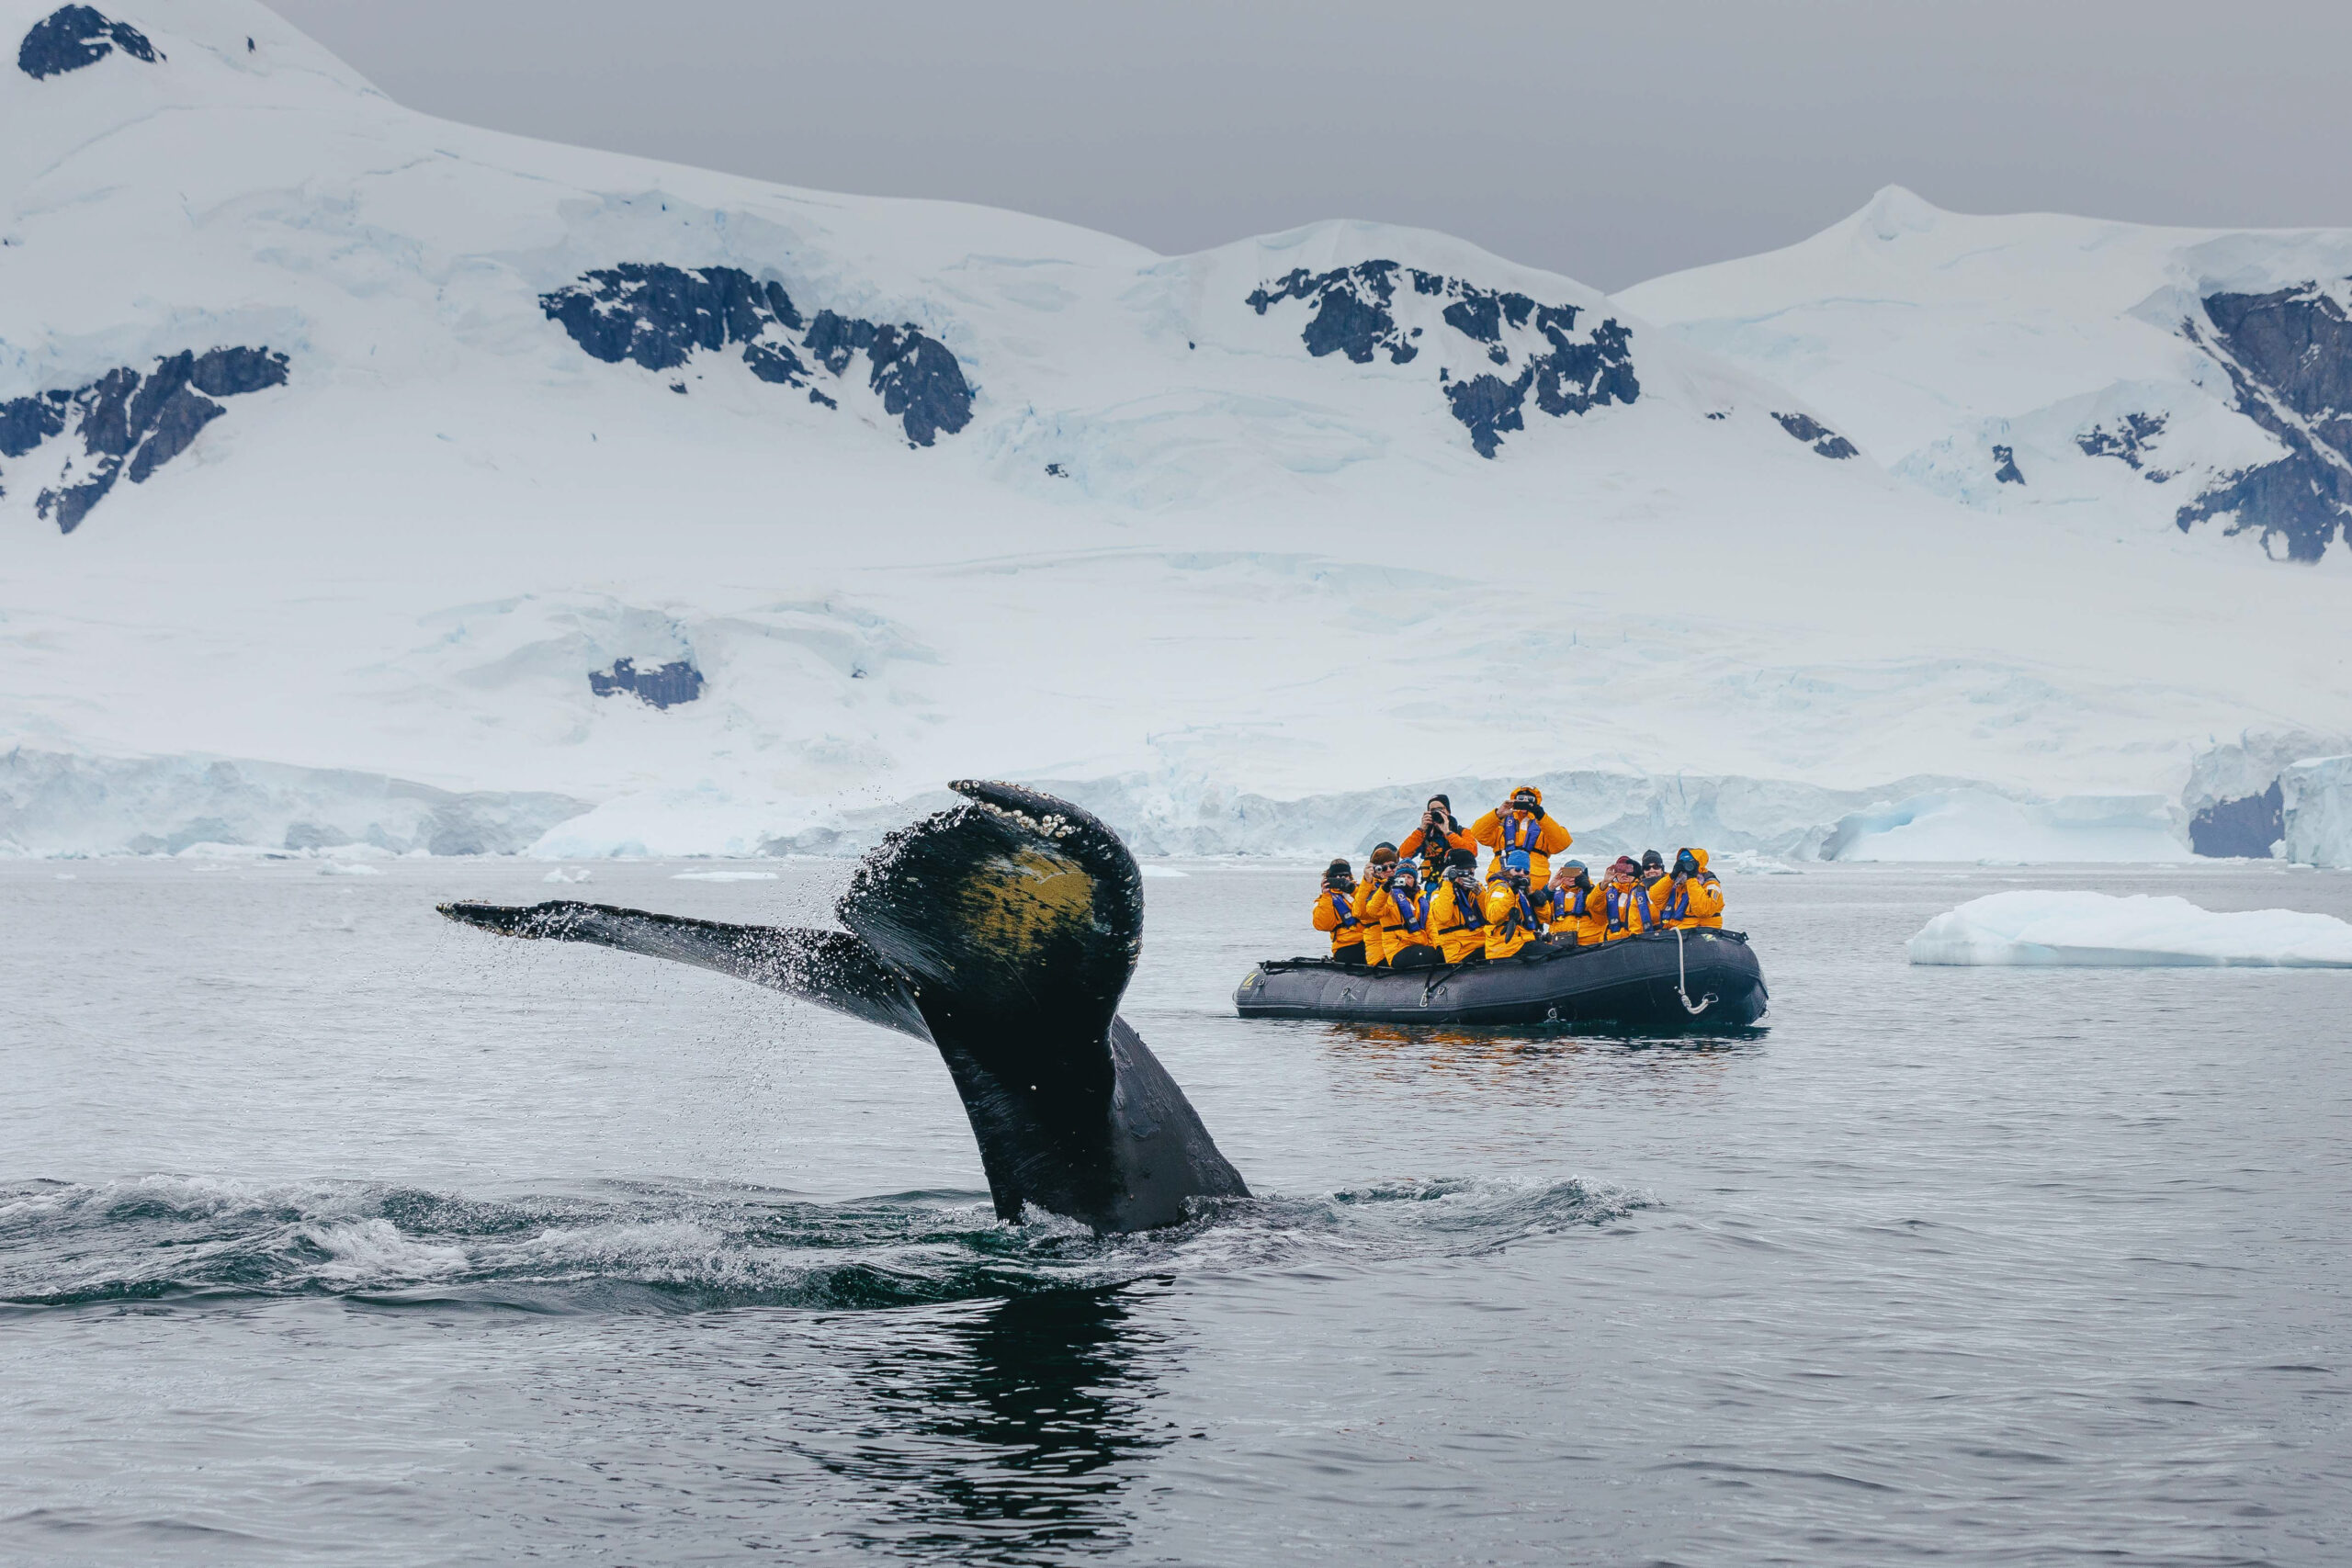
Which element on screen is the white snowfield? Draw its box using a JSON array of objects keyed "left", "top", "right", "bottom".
[
  {"left": 1906, "top": 891, "right": 2352, "bottom": 968},
  {"left": 1622, "top": 186, "right": 2352, "bottom": 563},
  {"left": 0, "top": 0, "right": 2347, "bottom": 863}
]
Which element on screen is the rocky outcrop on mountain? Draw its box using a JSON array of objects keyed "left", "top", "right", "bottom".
[
  {"left": 2177, "top": 285, "right": 2352, "bottom": 562},
  {"left": 2076, "top": 412, "right": 2169, "bottom": 477},
  {"left": 588, "top": 657, "right": 705, "bottom": 710},
  {"left": 1992, "top": 444, "right": 2024, "bottom": 484},
  {"left": 1245, "top": 261, "right": 1639, "bottom": 457},
  {"left": 540, "top": 264, "right": 974, "bottom": 447},
  {"left": 0, "top": 347, "right": 288, "bottom": 533},
  {"left": 17, "top": 5, "right": 157, "bottom": 79},
  {"left": 1773, "top": 412, "right": 1859, "bottom": 459}
]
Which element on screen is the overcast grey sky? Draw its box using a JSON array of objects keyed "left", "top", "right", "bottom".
[{"left": 267, "top": 0, "right": 2352, "bottom": 291}]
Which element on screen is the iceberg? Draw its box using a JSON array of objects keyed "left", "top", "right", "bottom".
[{"left": 1906, "top": 890, "right": 2352, "bottom": 967}]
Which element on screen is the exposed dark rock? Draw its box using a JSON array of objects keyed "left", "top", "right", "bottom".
[
  {"left": 0, "top": 389, "right": 70, "bottom": 458},
  {"left": 540, "top": 263, "right": 970, "bottom": 446},
  {"left": 1045, "top": 462, "right": 1068, "bottom": 477},
  {"left": 1249, "top": 262, "right": 1635, "bottom": 457},
  {"left": 1446, "top": 371, "right": 1532, "bottom": 458},
  {"left": 2177, "top": 286, "right": 2352, "bottom": 561},
  {"left": 589, "top": 657, "right": 705, "bottom": 710},
  {"left": 2189, "top": 779, "right": 2283, "bottom": 857},
  {"left": 1992, "top": 444, "right": 2024, "bottom": 484},
  {"left": 1247, "top": 262, "right": 1419, "bottom": 365},
  {"left": 18, "top": 5, "right": 159, "bottom": 79},
  {"left": 2077, "top": 412, "right": 2166, "bottom": 471},
  {"left": 0, "top": 347, "right": 287, "bottom": 533},
  {"left": 1774, "top": 411, "right": 1859, "bottom": 458}
]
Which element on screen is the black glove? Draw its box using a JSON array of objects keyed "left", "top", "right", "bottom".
[{"left": 1527, "top": 804, "right": 1545, "bottom": 820}]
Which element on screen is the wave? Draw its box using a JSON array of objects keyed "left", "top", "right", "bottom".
[{"left": 0, "top": 1172, "right": 1645, "bottom": 1314}]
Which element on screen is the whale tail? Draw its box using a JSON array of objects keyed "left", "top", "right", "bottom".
[{"left": 438, "top": 780, "right": 1245, "bottom": 1232}]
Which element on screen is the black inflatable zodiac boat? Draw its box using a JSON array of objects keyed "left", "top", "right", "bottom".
[{"left": 1234, "top": 928, "right": 1768, "bottom": 1031}]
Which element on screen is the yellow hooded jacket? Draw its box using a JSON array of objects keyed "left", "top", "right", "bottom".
[
  {"left": 1656, "top": 849, "right": 1725, "bottom": 930},
  {"left": 1428, "top": 875, "right": 1489, "bottom": 963},
  {"left": 1360, "top": 882, "right": 1437, "bottom": 964},
  {"left": 1481, "top": 876, "right": 1553, "bottom": 961},
  {"left": 1470, "top": 787, "right": 1573, "bottom": 885},
  {"left": 1552, "top": 878, "right": 1606, "bottom": 947},
  {"left": 1600, "top": 876, "right": 1654, "bottom": 942},
  {"left": 1312, "top": 887, "right": 1368, "bottom": 957}
]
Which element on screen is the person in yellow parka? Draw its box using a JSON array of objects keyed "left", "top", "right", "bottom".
[
  {"left": 1356, "top": 842, "right": 1401, "bottom": 964},
  {"left": 1427, "top": 849, "right": 1490, "bottom": 964},
  {"left": 1311, "top": 858, "right": 1369, "bottom": 964},
  {"left": 1599, "top": 856, "right": 1654, "bottom": 942},
  {"left": 1638, "top": 849, "right": 1670, "bottom": 908},
  {"left": 1470, "top": 785, "right": 1572, "bottom": 886},
  {"left": 1481, "top": 851, "right": 1556, "bottom": 961},
  {"left": 1363, "top": 862, "right": 1442, "bottom": 969},
  {"left": 1655, "top": 847, "right": 1725, "bottom": 930},
  {"left": 1547, "top": 859, "right": 1606, "bottom": 947}
]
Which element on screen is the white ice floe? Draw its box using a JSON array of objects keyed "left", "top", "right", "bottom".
[
  {"left": 1906, "top": 890, "right": 2352, "bottom": 967},
  {"left": 671, "top": 871, "right": 780, "bottom": 882},
  {"left": 1137, "top": 864, "right": 1190, "bottom": 879},
  {"left": 542, "top": 867, "right": 592, "bottom": 884},
  {"left": 317, "top": 862, "right": 382, "bottom": 876}
]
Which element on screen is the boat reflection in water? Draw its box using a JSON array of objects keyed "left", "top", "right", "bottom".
[{"left": 781, "top": 1286, "right": 1175, "bottom": 1558}]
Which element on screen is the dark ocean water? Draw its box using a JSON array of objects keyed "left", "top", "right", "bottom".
[{"left": 3, "top": 856, "right": 2347, "bottom": 1565}]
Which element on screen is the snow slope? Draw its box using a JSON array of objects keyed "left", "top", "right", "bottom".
[
  {"left": 1623, "top": 186, "right": 2352, "bottom": 565},
  {"left": 1907, "top": 891, "right": 2352, "bottom": 967},
  {"left": 3, "top": 3, "right": 2348, "bottom": 860}
]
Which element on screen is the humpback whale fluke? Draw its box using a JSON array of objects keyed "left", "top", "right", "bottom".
[{"left": 438, "top": 780, "right": 1248, "bottom": 1233}]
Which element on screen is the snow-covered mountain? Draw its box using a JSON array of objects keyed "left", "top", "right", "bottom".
[
  {"left": 1623, "top": 185, "right": 2352, "bottom": 567},
  {"left": 3, "top": 1, "right": 2347, "bottom": 863}
]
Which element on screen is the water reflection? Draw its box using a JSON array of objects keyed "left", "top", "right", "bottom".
[
  {"left": 786, "top": 1286, "right": 1173, "bottom": 1561},
  {"left": 1311, "top": 1021, "right": 1767, "bottom": 1105}
]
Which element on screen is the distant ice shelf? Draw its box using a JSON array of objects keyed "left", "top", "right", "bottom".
[{"left": 1906, "top": 890, "right": 2352, "bottom": 967}]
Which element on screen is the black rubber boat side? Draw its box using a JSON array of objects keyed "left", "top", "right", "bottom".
[{"left": 1233, "top": 929, "right": 1768, "bottom": 1031}]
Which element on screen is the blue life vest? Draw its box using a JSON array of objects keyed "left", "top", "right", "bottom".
[
  {"left": 1328, "top": 891, "right": 1362, "bottom": 931},
  {"left": 1502, "top": 813, "right": 1545, "bottom": 855},
  {"left": 1605, "top": 882, "right": 1646, "bottom": 933},
  {"left": 1386, "top": 885, "right": 1430, "bottom": 934},
  {"left": 1435, "top": 879, "right": 1487, "bottom": 933}
]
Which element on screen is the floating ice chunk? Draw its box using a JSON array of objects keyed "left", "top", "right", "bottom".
[
  {"left": 1137, "top": 864, "right": 1189, "bottom": 878},
  {"left": 1907, "top": 890, "right": 2352, "bottom": 967},
  {"left": 1710, "top": 849, "right": 1800, "bottom": 875},
  {"left": 318, "top": 862, "right": 382, "bottom": 876},
  {"left": 543, "top": 867, "right": 593, "bottom": 883},
  {"left": 671, "top": 870, "right": 779, "bottom": 882}
]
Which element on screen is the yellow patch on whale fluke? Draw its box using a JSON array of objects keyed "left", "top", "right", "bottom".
[{"left": 948, "top": 846, "right": 1099, "bottom": 968}]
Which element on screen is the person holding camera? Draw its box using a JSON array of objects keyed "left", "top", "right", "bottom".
[
  {"left": 1470, "top": 785, "right": 1573, "bottom": 885},
  {"left": 1600, "top": 856, "right": 1656, "bottom": 942},
  {"left": 1480, "top": 850, "right": 1560, "bottom": 961},
  {"left": 1311, "top": 858, "right": 1369, "bottom": 964},
  {"left": 1399, "top": 794, "right": 1475, "bottom": 882},
  {"left": 1655, "top": 848, "right": 1725, "bottom": 930},
  {"left": 1427, "top": 848, "right": 1490, "bottom": 964},
  {"left": 1355, "top": 842, "right": 1401, "bottom": 964},
  {"left": 1548, "top": 859, "right": 1605, "bottom": 947},
  {"left": 1361, "top": 860, "right": 1442, "bottom": 969}
]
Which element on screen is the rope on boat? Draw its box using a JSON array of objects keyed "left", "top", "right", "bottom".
[{"left": 1674, "top": 927, "right": 1719, "bottom": 1017}]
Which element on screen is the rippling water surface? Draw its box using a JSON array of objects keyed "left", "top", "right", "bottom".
[{"left": 5, "top": 857, "right": 2348, "bottom": 1564}]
